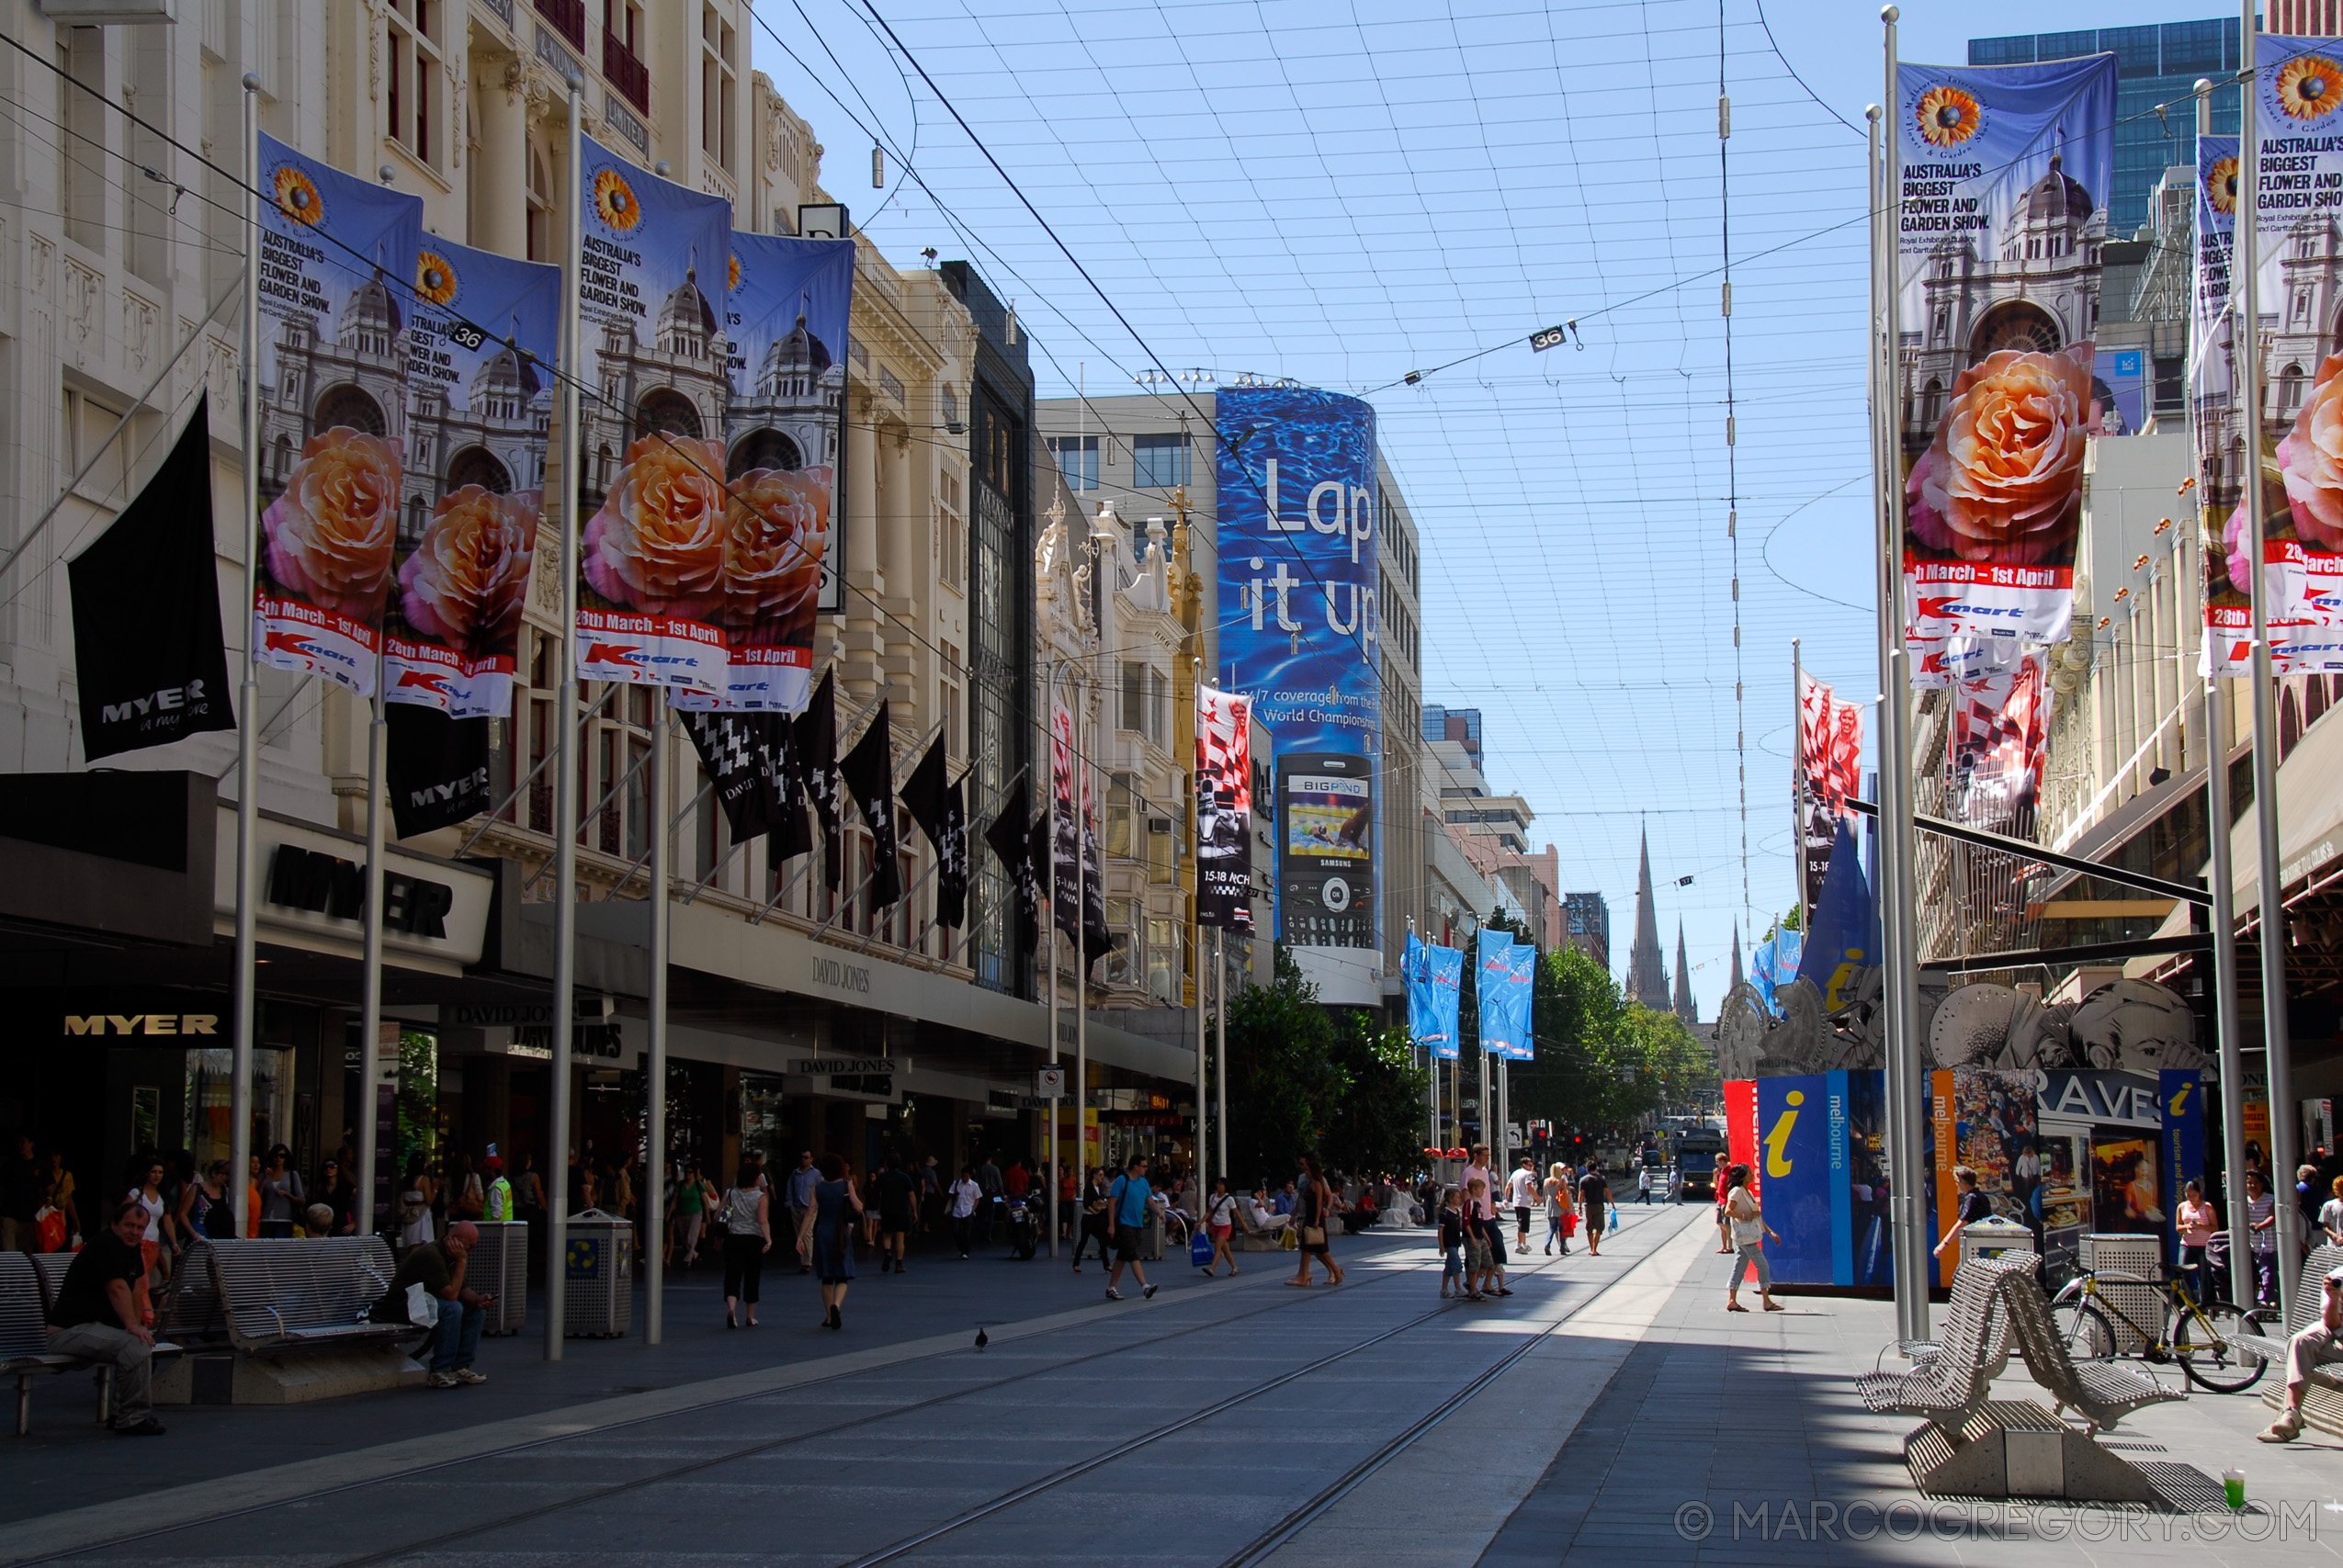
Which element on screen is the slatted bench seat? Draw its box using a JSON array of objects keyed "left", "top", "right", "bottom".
[
  {"left": 1231, "top": 1205, "right": 1291, "bottom": 1253},
  {"left": 1998, "top": 1262, "right": 2186, "bottom": 1434},
  {"left": 4, "top": 1251, "right": 181, "bottom": 1436},
  {"left": 1857, "top": 1256, "right": 2029, "bottom": 1437},
  {"left": 2236, "top": 1244, "right": 2343, "bottom": 1432},
  {"left": 205, "top": 1236, "right": 416, "bottom": 1355}
]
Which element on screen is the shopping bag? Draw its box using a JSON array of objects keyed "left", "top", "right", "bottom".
[
  {"left": 33, "top": 1207, "right": 67, "bottom": 1253},
  {"left": 1561, "top": 1212, "right": 1578, "bottom": 1237},
  {"left": 1191, "top": 1228, "right": 1215, "bottom": 1269},
  {"left": 404, "top": 1283, "right": 440, "bottom": 1329}
]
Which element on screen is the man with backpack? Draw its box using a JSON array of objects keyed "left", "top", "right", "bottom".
[{"left": 1104, "top": 1154, "right": 1160, "bottom": 1302}]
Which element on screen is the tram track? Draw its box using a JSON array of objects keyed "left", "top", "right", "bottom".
[{"left": 20, "top": 1207, "right": 1698, "bottom": 1568}]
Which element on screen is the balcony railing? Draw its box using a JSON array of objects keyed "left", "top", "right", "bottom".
[
  {"left": 534, "top": 0, "right": 584, "bottom": 51},
  {"left": 603, "top": 32, "right": 650, "bottom": 115}
]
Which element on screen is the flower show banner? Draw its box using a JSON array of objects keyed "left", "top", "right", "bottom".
[
  {"left": 1895, "top": 55, "right": 2114, "bottom": 649},
  {"left": 388, "top": 240, "right": 557, "bottom": 717},
  {"left": 254, "top": 134, "right": 423, "bottom": 695},
  {"left": 704, "top": 231, "right": 855, "bottom": 712},
  {"left": 1214, "top": 385, "right": 1380, "bottom": 953},
  {"left": 573, "top": 135, "right": 733, "bottom": 694},
  {"left": 1195, "top": 684, "right": 1255, "bottom": 931},
  {"left": 1405, "top": 936, "right": 1464, "bottom": 1061}
]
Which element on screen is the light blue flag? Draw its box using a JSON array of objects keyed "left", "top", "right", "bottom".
[
  {"left": 1409, "top": 937, "right": 1464, "bottom": 1059},
  {"left": 1477, "top": 928, "right": 1515, "bottom": 1056},
  {"left": 1499, "top": 943, "right": 1536, "bottom": 1060}
]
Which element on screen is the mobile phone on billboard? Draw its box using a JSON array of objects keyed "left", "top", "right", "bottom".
[{"left": 1277, "top": 751, "right": 1373, "bottom": 947}]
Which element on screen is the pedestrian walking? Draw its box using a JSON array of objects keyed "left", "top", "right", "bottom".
[
  {"left": 948, "top": 1165, "right": 982, "bottom": 1258},
  {"left": 1506, "top": 1157, "right": 1540, "bottom": 1257},
  {"left": 1722, "top": 1163, "right": 1783, "bottom": 1312},
  {"left": 396, "top": 1155, "right": 436, "bottom": 1256},
  {"left": 1288, "top": 1154, "right": 1345, "bottom": 1288},
  {"left": 718, "top": 1161, "right": 771, "bottom": 1329},
  {"left": 810, "top": 1154, "right": 863, "bottom": 1329},
  {"left": 1576, "top": 1162, "right": 1610, "bottom": 1258},
  {"left": 668, "top": 1160, "right": 710, "bottom": 1269},
  {"left": 1715, "top": 1180, "right": 1735, "bottom": 1254},
  {"left": 1461, "top": 1178, "right": 1498, "bottom": 1298},
  {"left": 781, "top": 1150, "right": 818, "bottom": 1273},
  {"left": 1438, "top": 1187, "right": 1470, "bottom": 1299},
  {"left": 1104, "top": 1155, "right": 1160, "bottom": 1301},
  {"left": 1636, "top": 1167, "right": 1654, "bottom": 1205},
  {"left": 1930, "top": 1165, "right": 1992, "bottom": 1270},
  {"left": 1203, "top": 1179, "right": 1239, "bottom": 1278},
  {"left": 2247, "top": 1168, "right": 2280, "bottom": 1308},
  {"left": 1542, "top": 1162, "right": 1574, "bottom": 1256},
  {"left": 873, "top": 1153, "right": 915, "bottom": 1274},
  {"left": 2175, "top": 1180, "right": 2217, "bottom": 1304},
  {"left": 480, "top": 1156, "right": 512, "bottom": 1224},
  {"left": 256, "top": 1145, "right": 303, "bottom": 1239},
  {"left": 1072, "top": 1167, "right": 1111, "bottom": 1271}
]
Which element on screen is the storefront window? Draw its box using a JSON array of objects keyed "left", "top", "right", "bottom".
[
  {"left": 741, "top": 1070, "right": 789, "bottom": 1168},
  {"left": 1147, "top": 918, "right": 1175, "bottom": 1005},
  {"left": 182, "top": 1046, "right": 293, "bottom": 1170}
]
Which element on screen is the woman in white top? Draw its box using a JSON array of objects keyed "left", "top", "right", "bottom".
[
  {"left": 1542, "top": 1163, "right": 1575, "bottom": 1257},
  {"left": 1203, "top": 1179, "right": 1239, "bottom": 1279},
  {"left": 1723, "top": 1162, "right": 1783, "bottom": 1313}
]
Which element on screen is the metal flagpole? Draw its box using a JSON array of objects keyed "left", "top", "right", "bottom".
[
  {"left": 645, "top": 691, "right": 669, "bottom": 1343},
  {"left": 230, "top": 73, "right": 263, "bottom": 1237},
  {"left": 2197, "top": 75, "right": 2255, "bottom": 1314},
  {"left": 1046, "top": 665, "right": 1061, "bottom": 1260},
  {"left": 356, "top": 661, "right": 388, "bottom": 1236},
  {"left": 1194, "top": 658, "right": 1205, "bottom": 1191},
  {"left": 547, "top": 73, "right": 585, "bottom": 1359},
  {"left": 2235, "top": 6, "right": 2303, "bottom": 1325},
  {"left": 1872, "top": 18, "right": 1929, "bottom": 1345},
  {"left": 1216, "top": 927, "right": 1228, "bottom": 1183},
  {"left": 1792, "top": 638, "right": 1806, "bottom": 927},
  {"left": 1074, "top": 668, "right": 1089, "bottom": 1197}
]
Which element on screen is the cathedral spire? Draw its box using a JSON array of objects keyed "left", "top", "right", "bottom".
[
  {"left": 1627, "top": 825, "right": 1669, "bottom": 1010},
  {"left": 1672, "top": 921, "right": 1697, "bottom": 1025},
  {"left": 1730, "top": 923, "right": 1745, "bottom": 992}
]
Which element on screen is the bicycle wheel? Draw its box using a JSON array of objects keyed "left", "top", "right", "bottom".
[
  {"left": 2050, "top": 1299, "right": 2119, "bottom": 1362},
  {"left": 2176, "top": 1299, "right": 2269, "bottom": 1393}
]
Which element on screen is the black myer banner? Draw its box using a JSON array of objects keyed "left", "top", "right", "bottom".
[
  {"left": 70, "top": 398, "right": 237, "bottom": 761},
  {"left": 384, "top": 703, "right": 490, "bottom": 838},
  {"left": 1195, "top": 685, "right": 1254, "bottom": 932}
]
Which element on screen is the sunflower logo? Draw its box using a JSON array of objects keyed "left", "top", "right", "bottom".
[
  {"left": 271, "top": 164, "right": 323, "bottom": 226},
  {"left": 592, "top": 167, "right": 641, "bottom": 232},
  {"left": 2206, "top": 155, "right": 2239, "bottom": 215},
  {"left": 728, "top": 253, "right": 741, "bottom": 292},
  {"left": 2277, "top": 54, "right": 2343, "bottom": 120},
  {"left": 1915, "top": 85, "right": 1983, "bottom": 149},
  {"left": 415, "top": 250, "right": 459, "bottom": 308}
]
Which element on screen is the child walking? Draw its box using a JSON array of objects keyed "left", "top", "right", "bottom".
[{"left": 1438, "top": 1187, "right": 1466, "bottom": 1299}]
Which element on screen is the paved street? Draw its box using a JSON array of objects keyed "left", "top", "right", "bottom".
[{"left": 13, "top": 1204, "right": 2343, "bottom": 1568}]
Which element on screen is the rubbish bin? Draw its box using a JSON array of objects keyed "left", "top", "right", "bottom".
[
  {"left": 561, "top": 1209, "right": 633, "bottom": 1337},
  {"left": 1140, "top": 1210, "right": 1164, "bottom": 1262},
  {"left": 1957, "top": 1213, "right": 2036, "bottom": 1270},
  {"left": 2079, "top": 1232, "right": 2162, "bottom": 1352},
  {"left": 470, "top": 1219, "right": 529, "bottom": 1336}
]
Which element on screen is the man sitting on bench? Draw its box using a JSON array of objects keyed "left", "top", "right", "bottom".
[
  {"left": 1239, "top": 1187, "right": 1292, "bottom": 1236},
  {"left": 372, "top": 1220, "right": 494, "bottom": 1389},
  {"left": 2259, "top": 1258, "right": 2343, "bottom": 1442},
  {"left": 46, "top": 1199, "right": 165, "bottom": 1436}
]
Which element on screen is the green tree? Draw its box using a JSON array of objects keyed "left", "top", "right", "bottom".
[{"left": 1320, "top": 1010, "right": 1432, "bottom": 1178}]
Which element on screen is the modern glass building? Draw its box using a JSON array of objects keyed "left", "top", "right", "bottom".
[{"left": 1968, "top": 18, "right": 2244, "bottom": 239}]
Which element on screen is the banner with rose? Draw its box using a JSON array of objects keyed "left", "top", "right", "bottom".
[
  {"left": 1894, "top": 56, "right": 2114, "bottom": 650},
  {"left": 697, "top": 230, "right": 856, "bottom": 713},
  {"left": 388, "top": 239, "right": 558, "bottom": 717},
  {"left": 573, "top": 135, "right": 734, "bottom": 694},
  {"left": 1050, "top": 700, "right": 1079, "bottom": 943},
  {"left": 253, "top": 134, "right": 424, "bottom": 695}
]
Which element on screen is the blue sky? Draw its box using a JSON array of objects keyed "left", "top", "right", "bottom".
[{"left": 748, "top": 0, "right": 2236, "bottom": 1016}]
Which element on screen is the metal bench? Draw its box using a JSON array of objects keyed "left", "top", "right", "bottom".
[
  {"left": 1856, "top": 1256, "right": 2028, "bottom": 1437},
  {"left": 1231, "top": 1204, "right": 1291, "bottom": 1253},
  {"left": 1997, "top": 1263, "right": 2186, "bottom": 1434},
  {"left": 205, "top": 1237, "right": 417, "bottom": 1355},
  {"left": 2235, "top": 1244, "right": 2343, "bottom": 1431},
  {"left": 4, "top": 1251, "right": 182, "bottom": 1436}
]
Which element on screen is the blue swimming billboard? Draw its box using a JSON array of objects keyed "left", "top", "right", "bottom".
[{"left": 1215, "top": 385, "right": 1380, "bottom": 952}]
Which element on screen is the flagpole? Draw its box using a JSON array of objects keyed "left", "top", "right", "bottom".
[
  {"left": 230, "top": 73, "right": 262, "bottom": 1237},
  {"left": 1046, "top": 664, "right": 1061, "bottom": 1260},
  {"left": 1193, "top": 658, "right": 1205, "bottom": 1192},
  {"left": 1216, "top": 926, "right": 1228, "bottom": 1183},
  {"left": 2236, "top": 6, "right": 2302, "bottom": 1325},
  {"left": 1074, "top": 667, "right": 1089, "bottom": 1200},
  {"left": 356, "top": 661, "right": 387, "bottom": 1238},
  {"left": 645, "top": 689, "right": 669, "bottom": 1343},
  {"left": 1792, "top": 637, "right": 1806, "bottom": 928},
  {"left": 2195, "top": 74, "right": 2254, "bottom": 1314},
  {"left": 546, "top": 73, "right": 585, "bottom": 1359},
  {"left": 1871, "top": 17, "right": 1929, "bottom": 1346}
]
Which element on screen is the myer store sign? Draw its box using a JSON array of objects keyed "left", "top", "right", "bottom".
[{"left": 212, "top": 808, "right": 492, "bottom": 971}]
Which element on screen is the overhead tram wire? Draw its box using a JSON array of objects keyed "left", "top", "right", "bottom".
[{"left": 1721, "top": 0, "right": 1749, "bottom": 930}]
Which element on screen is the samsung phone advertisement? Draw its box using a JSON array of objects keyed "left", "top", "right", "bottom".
[{"left": 1214, "top": 386, "right": 1380, "bottom": 975}]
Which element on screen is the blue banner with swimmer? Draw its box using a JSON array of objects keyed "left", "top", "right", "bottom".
[
  {"left": 1405, "top": 935, "right": 1464, "bottom": 1061},
  {"left": 1215, "top": 384, "right": 1380, "bottom": 952}
]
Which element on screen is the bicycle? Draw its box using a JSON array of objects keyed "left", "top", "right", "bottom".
[{"left": 2043, "top": 1246, "right": 2272, "bottom": 1393}]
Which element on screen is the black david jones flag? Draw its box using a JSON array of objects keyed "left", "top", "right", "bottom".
[
  {"left": 69, "top": 397, "right": 236, "bottom": 761},
  {"left": 385, "top": 704, "right": 490, "bottom": 838},
  {"left": 899, "top": 731, "right": 967, "bottom": 930},
  {"left": 838, "top": 701, "right": 901, "bottom": 907}
]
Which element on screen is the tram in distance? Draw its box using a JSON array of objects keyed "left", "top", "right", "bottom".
[{"left": 1670, "top": 1124, "right": 1726, "bottom": 1201}]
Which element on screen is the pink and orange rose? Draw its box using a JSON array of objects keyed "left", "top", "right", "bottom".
[
  {"left": 1907, "top": 346, "right": 2092, "bottom": 565},
  {"left": 583, "top": 434, "right": 729, "bottom": 617},
  {"left": 723, "top": 466, "right": 830, "bottom": 637},
  {"left": 399, "top": 486, "right": 538, "bottom": 652},
  {"left": 2279, "top": 352, "right": 2343, "bottom": 549},
  {"left": 264, "top": 427, "right": 402, "bottom": 623}
]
